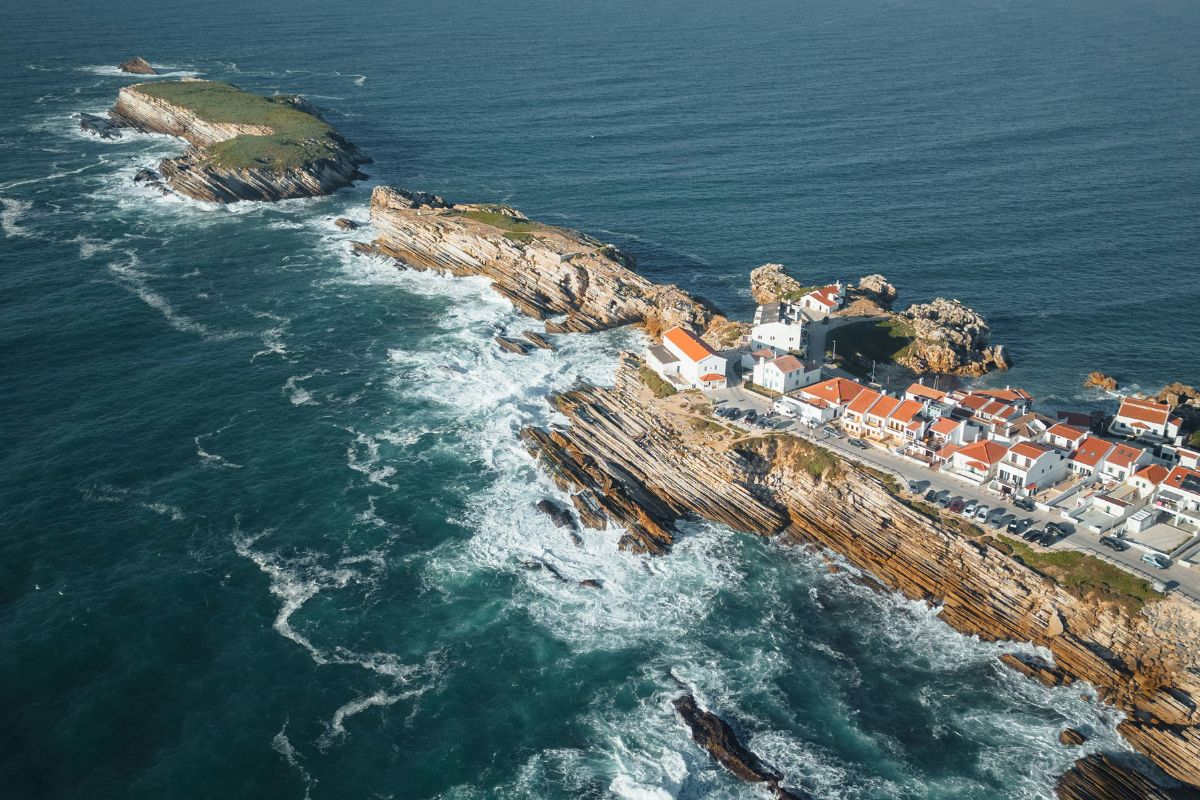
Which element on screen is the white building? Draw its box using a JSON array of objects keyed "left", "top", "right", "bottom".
[
  {"left": 1098, "top": 442, "right": 1152, "bottom": 483},
  {"left": 798, "top": 377, "right": 866, "bottom": 419},
  {"left": 774, "top": 395, "right": 836, "bottom": 426},
  {"left": 657, "top": 326, "right": 727, "bottom": 390},
  {"left": 1153, "top": 466, "right": 1200, "bottom": 529},
  {"left": 996, "top": 441, "right": 1068, "bottom": 494},
  {"left": 1109, "top": 397, "right": 1183, "bottom": 442},
  {"left": 799, "top": 283, "right": 843, "bottom": 316},
  {"left": 752, "top": 354, "right": 819, "bottom": 395},
  {"left": 749, "top": 302, "right": 805, "bottom": 355}
]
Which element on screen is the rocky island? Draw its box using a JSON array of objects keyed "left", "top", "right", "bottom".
[
  {"left": 98, "top": 79, "right": 369, "bottom": 202},
  {"left": 357, "top": 184, "right": 1200, "bottom": 798}
]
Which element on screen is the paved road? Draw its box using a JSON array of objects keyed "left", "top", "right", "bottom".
[{"left": 709, "top": 386, "right": 1200, "bottom": 605}]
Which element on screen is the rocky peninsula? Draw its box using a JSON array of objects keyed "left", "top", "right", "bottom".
[
  {"left": 98, "top": 80, "right": 369, "bottom": 202},
  {"left": 358, "top": 184, "right": 1200, "bottom": 798}
]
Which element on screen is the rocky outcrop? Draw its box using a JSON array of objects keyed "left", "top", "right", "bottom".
[
  {"left": 1059, "top": 728, "right": 1089, "bottom": 746},
  {"left": 1057, "top": 755, "right": 1200, "bottom": 800},
  {"left": 118, "top": 57, "right": 156, "bottom": 75},
  {"left": 749, "top": 263, "right": 807, "bottom": 305},
  {"left": 521, "top": 356, "right": 1200, "bottom": 792},
  {"left": 900, "top": 297, "right": 1009, "bottom": 376},
  {"left": 853, "top": 273, "right": 897, "bottom": 309},
  {"left": 369, "top": 186, "right": 722, "bottom": 336},
  {"left": 106, "top": 83, "right": 368, "bottom": 203},
  {"left": 79, "top": 112, "right": 123, "bottom": 139},
  {"left": 673, "top": 694, "right": 811, "bottom": 800},
  {"left": 1086, "top": 372, "right": 1120, "bottom": 392},
  {"left": 334, "top": 217, "right": 360, "bottom": 231}
]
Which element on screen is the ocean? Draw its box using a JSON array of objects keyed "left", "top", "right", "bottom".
[{"left": 1, "top": 0, "right": 1197, "bottom": 797}]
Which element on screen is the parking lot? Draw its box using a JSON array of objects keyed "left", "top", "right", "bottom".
[{"left": 707, "top": 385, "right": 1200, "bottom": 604}]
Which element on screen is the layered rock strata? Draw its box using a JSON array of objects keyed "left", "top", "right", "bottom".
[
  {"left": 523, "top": 355, "right": 1200, "bottom": 793},
  {"left": 107, "top": 83, "right": 369, "bottom": 202},
  {"left": 118, "top": 57, "right": 156, "bottom": 75},
  {"left": 368, "top": 186, "right": 721, "bottom": 337}
]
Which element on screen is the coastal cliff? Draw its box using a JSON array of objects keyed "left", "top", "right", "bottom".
[
  {"left": 523, "top": 355, "right": 1200, "bottom": 795},
  {"left": 107, "top": 81, "right": 368, "bottom": 202},
  {"left": 367, "top": 186, "right": 720, "bottom": 337}
]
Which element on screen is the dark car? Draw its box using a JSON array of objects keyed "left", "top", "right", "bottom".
[
  {"left": 1013, "top": 497, "right": 1036, "bottom": 512},
  {"left": 1045, "top": 521, "right": 1068, "bottom": 537},
  {"left": 1022, "top": 528, "right": 1043, "bottom": 542},
  {"left": 1038, "top": 530, "right": 1061, "bottom": 546},
  {"left": 947, "top": 499, "right": 965, "bottom": 513},
  {"left": 743, "top": 409, "right": 757, "bottom": 422},
  {"left": 849, "top": 438, "right": 868, "bottom": 449},
  {"left": 1006, "top": 517, "right": 1031, "bottom": 534},
  {"left": 937, "top": 492, "right": 954, "bottom": 508},
  {"left": 924, "top": 489, "right": 939, "bottom": 503},
  {"left": 727, "top": 408, "right": 742, "bottom": 420},
  {"left": 1099, "top": 536, "right": 1130, "bottom": 552}
]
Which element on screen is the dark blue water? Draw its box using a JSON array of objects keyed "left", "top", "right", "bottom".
[{"left": 2, "top": 1, "right": 1197, "bottom": 798}]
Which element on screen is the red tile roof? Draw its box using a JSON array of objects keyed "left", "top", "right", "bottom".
[
  {"left": 770, "top": 354, "right": 805, "bottom": 373},
  {"left": 1134, "top": 464, "right": 1170, "bottom": 486},
  {"left": 1105, "top": 443, "right": 1145, "bottom": 469},
  {"left": 930, "top": 417, "right": 959, "bottom": 436},
  {"left": 1009, "top": 441, "right": 1050, "bottom": 460},
  {"left": 846, "top": 388, "right": 885, "bottom": 415},
  {"left": 906, "top": 383, "right": 947, "bottom": 402},
  {"left": 801, "top": 377, "right": 866, "bottom": 406},
  {"left": 699, "top": 373, "right": 725, "bottom": 382},
  {"left": 976, "top": 387, "right": 1033, "bottom": 403},
  {"left": 866, "top": 395, "right": 902, "bottom": 420},
  {"left": 889, "top": 399, "right": 924, "bottom": 424},
  {"left": 1164, "top": 466, "right": 1200, "bottom": 496},
  {"left": 805, "top": 285, "right": 841, "bottom": 308},
  {"left": 663, "top": 327, "right": 717, "bottom": 363},
  {"left": 1071, "top": 437, "right": 1113, "bottom": 467},
  {"left": 957, "top": 394, "right": 990, "bottom": 412},
  {"left": 1047, "top": 423, "right": 1088, "bottom": 442},
  {"left": 1116, "top": 397, "right": 1171, "bottom": 426},
  {"left": 956, "top": 440, "right": 1008, "bottom": 466}
]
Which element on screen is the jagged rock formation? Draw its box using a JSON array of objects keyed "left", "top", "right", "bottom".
[
  {"left": 673, "top": 694, "right": 811, "bottom": 799},
  {"left": 368, "top": 186, "right": 722, "bottom": 336},
  {"left": 854, "top": 273, "right": 898, "bottom": 309},
  {"left": 78, "top": 112, "right": 123, "bottom": 139},
  {"left": 522, "top": 355, "right": 1200, "bottom": 792},
  {"left": 1059, "top": 728, "right": 1089, "bottom": 746},
  {"left": 900, "top": 297, "right": 1009, "bottom": 376},
  {"left": 1086, "top": 371, "right": 1120, "bottom": 392},
  {"left": 749, "top": 263, "right": 807, "bottom": 305},
  {"left": 118, "top": 57, "right": 156, "bottom": 75},
  {"left": 106, "top": 82, "right": 369, "bottom": 202}
]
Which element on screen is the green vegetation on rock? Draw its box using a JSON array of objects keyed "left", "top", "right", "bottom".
[
  {"left": 1000, "top": 535, "right": 1162, "bottom": 614},
  {"left": 130, "top": 80, "right": 344, "bottom": 172},
  {"left": 827, "top": 317, "right": 916, "bottom": 377},
  {"left": 453, "top": 208, "right": 545, "bottom": 241},
  {"left": 638, "top": 365, "right": 678, "bottom": 398}
]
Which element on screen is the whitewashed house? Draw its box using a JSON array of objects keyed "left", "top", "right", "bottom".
[
  {"left": 749, "top": 302, "right": 805, "bottom": 355},
  {"left": 996, "top": 442, "right": 1068, "bottom": 494},
  {"left": 798, "top": 377, "right": 866, "bottom": 419},
  {"left": 752, "top": 354, "right": 819, "bottom": 395},
  {"left": 654, "top": 327, "right": 728, "bottom": 390},
  {"left": 1109, "top": 397, "right": 1182, "bottom": 442},
  {"left": 799, "top": 284, "right": 843, "bottom": 316},
  {"left": 946, "top": 440, "right": 1010, "bottom": 483},
  {"left": 1044, "top": 423, "right": 1089, "bottom": 453},
  {"left": 1099, "top": 442, "right": 1152, "bottom": 483}
]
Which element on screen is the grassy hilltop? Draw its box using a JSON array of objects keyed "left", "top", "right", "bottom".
[{"left": 131, "top": 80, "right": 345, "bottom": 172}]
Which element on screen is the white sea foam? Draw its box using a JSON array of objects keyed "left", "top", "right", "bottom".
[
  {"left": 272, "top": 722, "right": 317, "bottom": 800},
  {"left": 283, "top": 372, "right": 322, "bottom": 406},
  {"left": 107, "top": 251, "right": 250, "bottom": 342},
  {"left": 0, "top": 197, "right": 33, "bottom": 237}
]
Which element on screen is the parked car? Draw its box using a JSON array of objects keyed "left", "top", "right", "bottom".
[
  {"left": 1045, "top": 521, "right": 1068, "bottom": 537},
  {"left": 973, "top": 505, "right": 991, "bottom": 522},
  {"left": 822, "top": 426, "right": 842, "bottom": 439},
  {"left": 962, "top": 501, "right": 978, "bottom": 517},
  {"left": 938, "top": 493, "right": 956, "bottom": 508},
  {"left": 1099, "top": 536, "right": 1130, "bottom": 552},
  {"left": 908, "top": 480, "right": 928, "bottom": 494},
  {"left": 989, "top": 513, "right": 1010, "bottom": 529},
  {"left": 1014, "top": 497, "right": 1036, "bottom": 512},
  {"left": 1022, "top": 528, "right": 1044, "bottom": 542},
  {"left": 803, "top": 418, "right": 819, "bottom": 429},
  {"left": 1038, "top": 530, "right": 1061, "bottom": 546},
  {"left": 1006, "top": 517, "right": 1028, "bottom": 534},
  {"left": 1141, "top": 553, "right": 1171, "bottom": 569},
  {"left": 848, "top": 438, "right": 868, "bottom": 449},
  {"left": 726, "top": 408, "right": 742, "bottom": 420},
  {"left": 947, "top": 499, "right": 965, "bottom": 513},
  {"left": 924, "top": 489, "right": 939, "bottom": 503},
  {"left": 743, "top": 409, "right": 757, "bottom": 422}
]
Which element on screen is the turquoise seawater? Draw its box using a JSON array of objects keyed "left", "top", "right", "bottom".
[{"left": 2, "top": 1, "right": 1198, "bottom": 798}]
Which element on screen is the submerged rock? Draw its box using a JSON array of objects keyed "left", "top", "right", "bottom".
[
  {"left": 334, "top": 217, "right": 360, "bottom": 230},
  {"left": 522, "top": 331, "right": 555, "bottom": 350},
  {"left": 118, "top": 57, "right": 157, "bottom": 75},
  {"left": 79, "top": 112, "right": 122, "bottom": 139},
  {"left": 672, "top": 694, "right": 811, "bottom": 799},
  {"left": 494, "top": 335, "right": 531, "bottom": 355},
  {"left": 535, "top": 499, "right": 576, "bottom": 529}
]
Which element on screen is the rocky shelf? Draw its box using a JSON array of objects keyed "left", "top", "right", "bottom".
[{"left": 96, "top": 79, "right": 369, "bottom": 202}]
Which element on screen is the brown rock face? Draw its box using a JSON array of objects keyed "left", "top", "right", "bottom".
[
  {"left": 1057, "top": 754, "right": 1200, "bottom": 800},
  {"left": 1059, "top": 728, "right": 1089, "bottom": 746},
  {"left": 900, "top": 297, "right": 1009, "bottom": 376},
  {"left": 673, "top": 694, "right": 811, "bottom": 799},
  {"left": 1085, "top": 372, "right": 1120, "bottom": 392},
  {"left": 118, "top": 57, "right": 157, "bottom": 75},
  {"left": 107, "top": 84, "right": 369, "bottom": 203},
  {"left": 369, "top": 186, "right": 721, "bottom": 337},
  {"left": 522, "top": 357, "right": 1200, "bottom": 792},
  {"left": 749, "top": 263, "right": 807, "bottom": 304},
  {"left": 854, "top": 274, "right": 898, "bottom": 309}
]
